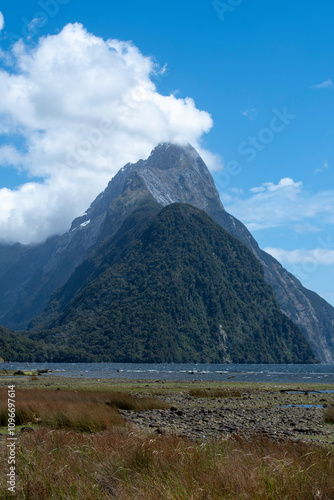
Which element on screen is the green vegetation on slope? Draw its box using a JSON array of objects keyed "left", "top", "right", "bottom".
[
  {"left": 0, "top": 326, "right": 42, "bottom": 362},
  {"left": 27, "top": 203, "right": 317, "bottom": 363},
  {"left": 0, "top": 325, "right": 99, "bottom": 362}
]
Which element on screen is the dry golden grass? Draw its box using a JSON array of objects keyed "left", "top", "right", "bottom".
[
  {"left": 104, "top": 391, "right": 170, "bottom": 411},
  {"left": 0, "top": 387, "right": 333, "bottom": 499},
  {"left": 0, "top": 428, "right": 333, "bottom": 499},
  {"left": 189, "top": 387, "right": 242, "bottom": 398},
  {"left": 0, "top": 388, "right": 168, "bottom": 432}
]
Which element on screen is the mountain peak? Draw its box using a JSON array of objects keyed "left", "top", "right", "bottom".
[
  {"left": 70, "top": 143, "right": 225, "bottom": 231},
  {"left": 133, "top": 142, "right": 224, "bottom": 211},
  {"left": 145, "top": 142, "right": 200, "bottom": 170},
  {"left": 2, "top": 142, "right": 334, "bottom": 363}
]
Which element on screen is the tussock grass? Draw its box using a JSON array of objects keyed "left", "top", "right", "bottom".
[
  {"left": 0, "top": 386, "right": 333, "bottom": 498},
  {"left": 0, "top": 388, "right": 168, "bottom": 432},
  {"left": 325, "top": 406, "right": 334, "bottom": 424},
  {"left": 0, "top": 429, "right": 333, "bottom": 499},
  {"left": 189, "top": 387, "right": 242, "bottom": 398},
  {"left": 105, "top": 392, "right": 170, "bottom": 411}
]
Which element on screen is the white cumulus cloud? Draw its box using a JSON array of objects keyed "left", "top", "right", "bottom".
[
  {"left": 0, "top": 11, "right": 4, "bottom": 32},
  {"left": 250, "top": 177, "right": 302, "bottom": 194},
  {"left": 264, "top": 247, "right": 334, "bottom": 266},
  {"left": 222, "top": 178, "right": 334, "bottom": 231},
  {"left": 0, "top": 23, "right": 215, "bottom": 244}
]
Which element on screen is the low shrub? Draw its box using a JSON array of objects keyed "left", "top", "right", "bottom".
[{"left": 324, "top": 405, "right": 334, "bottom": 424}]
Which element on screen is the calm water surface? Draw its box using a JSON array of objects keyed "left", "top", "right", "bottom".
[{"left": 2, "top": 363, "right": 334, "bottom": 384}]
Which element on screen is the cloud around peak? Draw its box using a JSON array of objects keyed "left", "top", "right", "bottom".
[{"left": 0, "top": 23, "right": 215, "bottom": 244}]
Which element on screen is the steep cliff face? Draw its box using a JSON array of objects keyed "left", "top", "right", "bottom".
[{"left": 0, "top": 142, "right": 333, "bottom": 362}]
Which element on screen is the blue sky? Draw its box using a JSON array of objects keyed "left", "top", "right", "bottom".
[{"left": 0, "top": 0, "right": 333, "bottom": 305}]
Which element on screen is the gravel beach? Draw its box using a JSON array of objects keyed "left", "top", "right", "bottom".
[{"left": 120, "top": 383, "right": 334, "bottom": 445}]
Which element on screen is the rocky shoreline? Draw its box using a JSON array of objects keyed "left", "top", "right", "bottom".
[{"left": 121, "top": 386, "right": 334, "bottom": 445}]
